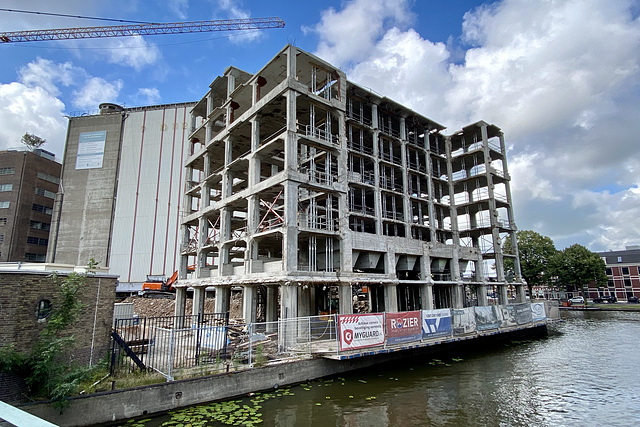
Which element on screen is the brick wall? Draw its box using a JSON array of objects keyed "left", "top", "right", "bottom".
[{"left": 0, "top": 270, "right": 116, "bottom": 366}]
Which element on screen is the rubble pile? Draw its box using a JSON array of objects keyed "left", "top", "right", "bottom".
[{"left": 122, "top": 293, "right": 243, "bottom": 319}]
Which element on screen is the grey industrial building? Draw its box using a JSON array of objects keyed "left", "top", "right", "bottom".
[
  {"left": 175, "top": 45, "right": 524, "bottom": 322},
  {"left": 47, "top": 102, "right": 194, "bottom": 289}
]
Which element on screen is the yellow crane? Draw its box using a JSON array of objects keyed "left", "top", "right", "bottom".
[{"left": 0, "top": 17, "right": 285, "bottom": 43}]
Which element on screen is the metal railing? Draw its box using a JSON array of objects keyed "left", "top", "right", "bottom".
[
  {"left": 303, "top": 125, "right": 339, "bottom": 146},
  {"left": 111, "top": 313, "right": 229, "bottom": 377},
  {"left": 346, "top": 110, "right": 372, "bottom": 127}
]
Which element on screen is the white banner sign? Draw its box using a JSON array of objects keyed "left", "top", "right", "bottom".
[
  {"left": 338, "top": 313, "right": 385, "bottom": 351},
  {"left": 76, "top": 131, "right": 106, "bottom": 169}
]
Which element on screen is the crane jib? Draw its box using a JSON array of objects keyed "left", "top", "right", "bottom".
[{"left": 0, "top": 18, "right": 285, "bottom": 43}]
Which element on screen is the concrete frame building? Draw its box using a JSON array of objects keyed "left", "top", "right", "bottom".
[
  {"left": 176, "top": 45, "right": 524, "bottom": 322},
  {"left": 0, "top": 149, "right": 61, "bottom": 263}
]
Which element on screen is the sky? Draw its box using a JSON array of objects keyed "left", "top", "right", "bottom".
[{"left": 1, "top": 0, "right": 639, "bottom": 253}]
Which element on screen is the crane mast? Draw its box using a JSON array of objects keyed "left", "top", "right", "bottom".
[{"left": 0, "top": 17, "right": 285, "bottom": 43}]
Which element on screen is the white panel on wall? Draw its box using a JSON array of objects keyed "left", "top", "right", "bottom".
[{"left": 109, "top": 106, "right": 191, "bottom": 283}]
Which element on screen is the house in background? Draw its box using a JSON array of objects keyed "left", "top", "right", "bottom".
[{"left": 596, "top": 247, "right": 640, "bottom": 300}]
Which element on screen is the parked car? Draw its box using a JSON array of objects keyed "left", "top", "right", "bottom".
[
  {"left": 592, "top": 295, "right": 617, "bottom": 303},
  {"left": 628, "top": 296, "right": 640, "bottom": 303},
  {"left": 569, "top": 296, "right": 585, "bottom": 305}
]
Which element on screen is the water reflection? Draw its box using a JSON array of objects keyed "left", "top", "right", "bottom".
[{"left": 133, "top": 311, "right": 640, "bottom": 426}]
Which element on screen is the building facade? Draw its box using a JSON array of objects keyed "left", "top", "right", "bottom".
[
  {"left": 47, "top": 102, "right": 195, "bottom": 289},
  {"left": 176, "top": 45, "right": 524, "bottom": 322},
  {"left": 596, "top": 247, "right": 640, "bottom": 299},
  {"left": 0, "top": 149, "right": 61, "bottom": 263}
]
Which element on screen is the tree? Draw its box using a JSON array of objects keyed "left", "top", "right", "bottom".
[
  {"left": 21, "top": 132, "right": 46, "bottom": 150},
  {"left": 505, "top": 230, "right": 558, "bottom": 298},
  {"left": 552, "top": 244, "right": 608, "bottom": 297}
]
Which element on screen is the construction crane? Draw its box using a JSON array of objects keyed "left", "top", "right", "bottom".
[{"left": 0, "top": 17, "right": 285, "bottom": 43}]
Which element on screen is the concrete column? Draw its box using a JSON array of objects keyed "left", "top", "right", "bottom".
[
  {"left": 420, "top": 283, "right": 434, "bottom": 310},
  {"left": 385, "top": 284, "right": 398, "bottom": 313},
  {"left": 339, "top": 283, "right": 353, "bottom": 314},
  {"left": 281, "top": 282, "right": 298, "bottom": 319},
  {"left": 282, "top": 181, "right": 299, "bottom": 272},
  {"left": 206, "top": 122, "right": 212, "bottom": 144},
  {"left": 196, "top": 216, "right": 208, "bottom": 279},
  {"left": 179, "top": 224, "right": 190, "bottom": 280},
  {"left": 224, "top": 136, "right": 233, "bottom": 167},
  {"left": 226, "top": 72, "right": 236, "bottom": 98},
  {"left": 452, "top": 282, "right": 465, "bottom": 309},
  {"left": 498, "top": 283, "right": 509, "bottom": 305},
  {"left": 214, "top": 286, "right": 231, "bottom": 314},
  {"left": 266, "top": 286, "right": 278, "bottom": 322},
  {"left": 286, "top": 45, "right": 297, "bottom": 78},
  {"left": 242, "top": 285, "right": 257, "bottom": 323},
  {"left": 476, "top": 284, "right": 488, "bottom": 306},
  {"left": 515, "top": 283, "right": 527, "bottom": 303},
  {"left": 298, "top": 285, "right": 312, "bottom": 317},
  {"left": 371, "top": 104, "right": 378, "bottom": 129},
  {"left": 174, "top": 287, "right": 187, "bottom": 328},
  {"left": 339, "top": 191, "right": 352, "bottom": 273},
  {"left": 284, "top": 90, "right": 298, "bottom": 171},
  {"left": 249, "top": 117, "right": 261, "bottom": 186},
  {"left": 192, "top": 286, "right": 206, "bottom": 319}
]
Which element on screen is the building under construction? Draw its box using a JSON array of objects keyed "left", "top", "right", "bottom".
[{"left": 176, "top": 45, "right": 524, "bottom": 322}]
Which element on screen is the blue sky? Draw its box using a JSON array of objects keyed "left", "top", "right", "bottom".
[{"left": 1, "top": 0, "right": 639, "bottom": 252}]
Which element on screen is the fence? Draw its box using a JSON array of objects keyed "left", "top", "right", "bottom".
[
  {"left": 111, "top": 303, "right": 549, "bottom": 380},
  {"left": 111, "top": 313, "right": 228, "bottom": 378}
]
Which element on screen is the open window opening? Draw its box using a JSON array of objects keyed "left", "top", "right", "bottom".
[
  {"left": 298, "top": 144, "right": 338, "bottom": 186},
  {"left": 297, "top": 234, "right": 340, "bottom": 272},
  {"left": 298, "top": 189, "right": 339, "bottom": 232},
  {"left": 379, "top": 164, "right": 403, "bottom": 192},
  {"left": 346, "top": 96, "right": 373, "bottom": 126},
  {"left": 378, "top": 108, "right": 400, "bottom": 139},
  {"left": 296, "top": 98, "right": 340, "bottom": 146},
  {"left": 347, "top": 123, "right": 374, "bottom": 155},
  {"left": 348, "top": 154, "right": 375, "bottom": 186},
  {"left": 348, "top": 185, "right": 375, "bottom": 217},
  {"left": 379, "top": 136, "right": 402, "bottom": 166}
]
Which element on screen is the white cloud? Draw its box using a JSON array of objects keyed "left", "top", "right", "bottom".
[
  {"left": 134, "top": 87, "right": 162, "bottom": 105},
  {"left": 311, "top": 0, "right": 640, "bottom": 251},
  {"left": 18, "top": 58, "right": 82, "bottom": 96},
  {"left": 509, "top": 153, "right": 561, "bottom": 202},
  {"left": 169, "top": 0, "right": 189, "bottom": 20},
  {"left": 213, "top": 0, "right": 265, "bottom": 43},
  {"left": 0, "top": 82, "right": 67, "bottom": 157},
  {"left": 311, "top": 0, "right": 414, "bottom": 68},
  {"left": 72, "top": 77, "right": 123, "bottom": 109},
  {"left": 104, "top": 36, "right": 161, "bottom": 71}
]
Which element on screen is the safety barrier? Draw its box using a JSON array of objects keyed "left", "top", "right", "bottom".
[{"left": 110, "top": 303, "right": 548, "bottom": 380}]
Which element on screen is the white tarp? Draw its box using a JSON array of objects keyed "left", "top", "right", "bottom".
[
  {"left": 531, "top": 302, "right": 547, "bottom": 321},
  {"left": 452, "top": 307, "right": 477, "bottom": 334},
  {"left": 474, "top": 305, "right": 500, "bottom": 330}
]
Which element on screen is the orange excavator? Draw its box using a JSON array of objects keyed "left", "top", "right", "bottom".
[{"left": 139, "top": 271, "right": 178, "bottom": 298}]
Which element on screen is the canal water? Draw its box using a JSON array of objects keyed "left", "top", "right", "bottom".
[{"left": 123, "top": 310, "right": 640, "bottom": 426}]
